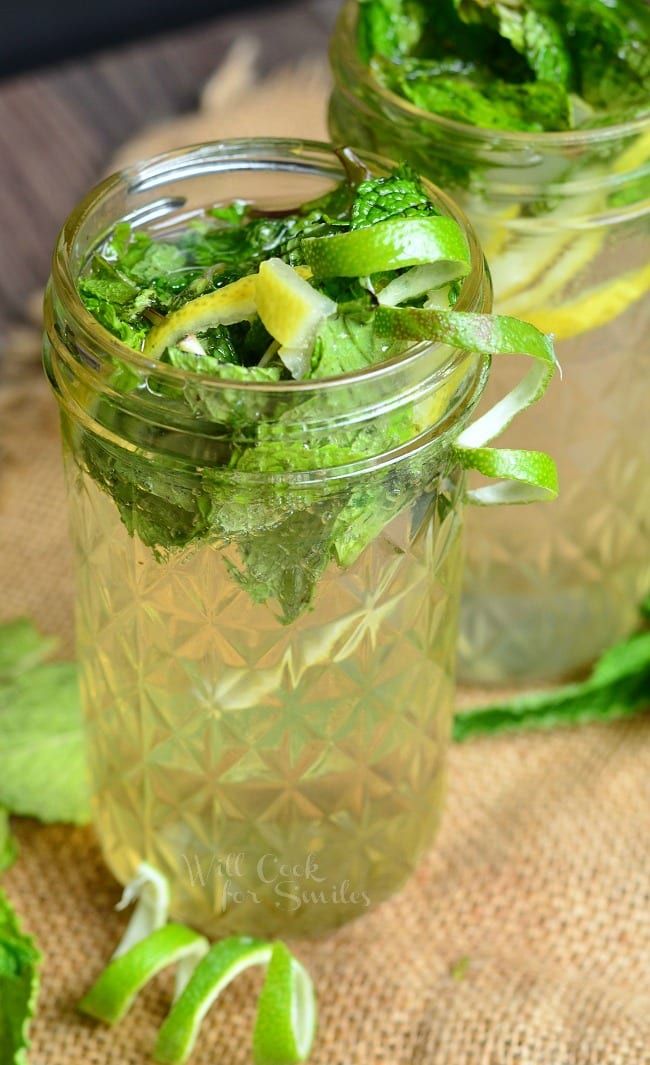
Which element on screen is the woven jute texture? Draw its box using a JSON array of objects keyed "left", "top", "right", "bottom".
[{"left": 1, "top": 48, "right": 649, "bottom": 1065}]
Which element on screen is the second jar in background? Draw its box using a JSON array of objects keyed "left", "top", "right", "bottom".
[{"left": 329, "top": 0, "right": 650, "bottom": 683}]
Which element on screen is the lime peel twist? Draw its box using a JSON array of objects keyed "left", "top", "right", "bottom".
[
  {"left": 78, "top": 867, "right": 317, "bottom": 1065},
  {"left": 112, "top": 860, "right": 170, "bottom": 958},
  {"left": 79, "top": 924, "right": 210, "bottom": 1026},
  {"left": 301, "top": 216, "right": 472, "bottom": 278},
  {"left": 373, "top": 305, "right": 560, "bottom": 503},
  {"left": 155, "top": 937, "right": 316, "bottom": 1065}
]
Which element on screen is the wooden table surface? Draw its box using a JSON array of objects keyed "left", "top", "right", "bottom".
[{"left": 0, "top": 0, "right": 339, "bottom": 341}]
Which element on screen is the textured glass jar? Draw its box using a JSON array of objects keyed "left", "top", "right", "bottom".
[
  {"left": 329, "top": 0, "right": 650, "bottom": 683},
  {"left": 43, "top": 139, "right": 491, "bottom": 938}
]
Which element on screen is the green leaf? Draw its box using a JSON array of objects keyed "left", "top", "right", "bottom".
[
  {"left": 310, "top": 314, "right": 378, "bottom": 378},
  {"left": 455, "top": 0, "right": 573, "bottom": 87},
  {"left": 0, "top": 811, "right": 18, "bottom": 875},
  {"left": 349, "top": 164, "right": 438, "bottom": 229},
  {"left": 0, "top": 619, "right": 56, "bottom": 682},
  {"left": 384, "top": 60, "right": 571, "bottom": 131},
  {"left": 359, "top": 0, "right": 650, "bottom": 129},
  {"left": 225, "top": 506, "right": 341, "bottom": 626},
  {"left": 0, "top": 887, "right": 41, "bottom": 1065},
  {"left": 0, "top": 657, "right": 90, "bottom": 825},
  {"left": 565, "top": 0, "right": 650, "bottom": 113},
  {"left": 453, "top": 616, "right": 650, "bottom": 742},
  {"left": 357, "top": 0, "right": 428, "bottom": 64}
]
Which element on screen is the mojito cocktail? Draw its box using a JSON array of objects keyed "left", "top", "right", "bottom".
[
  {"left": 44, "top": 139, "right": 554, "bottom": 936},
  {"left": 329, "top": 0, "right": 650, "bottom": 682}
]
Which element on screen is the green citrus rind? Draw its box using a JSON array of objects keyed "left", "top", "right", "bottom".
[
  {"left": 454, "top": 445, "right": 559, "bottom": 504},
  {"left": 154, "top": 936, "right": 271, "bottom": 1065},
  {"left": 79, "top": 924, "right": 209, "bottom": 1026},
  {"left": 301, "top": 217, "right": 471, "bottom": 278},
  {"left": 253, "top": 942, "right": 317, "bottom": 1065}
]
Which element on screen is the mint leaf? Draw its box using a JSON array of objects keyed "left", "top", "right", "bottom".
[
  {"left": 226, "top": 505, "right": 340, "bottom": 624},
  {"left": 0, "top": 619, "right": 56, "bottom": 682},
  {"left": 566, "top": 0, "right": 650, "bottom": 113},
  {"left": 453, "top": 611, "right": 650, "bottom": 742},
  {"left": 350, "top": 164, "right": 438, "bottom": 229},
  {"left": 381, "top": 58, "right": 571, "bottom": 131},
  {"left": 0, "top": 888, "right": 41, "bottom": 1065},
  {"left": 0, "top": 654, "right": 90, "bottom": 825},
  {"left": 455, "top": 0, "right": 573, "bottom": 87},
  {"left": 359, "top": 0, "right": 650, "bottom": 130},
  {"left": 0, "top": 812, "right": 17, "bottom": 876},
  {"left": 357, "top": 0, "right": 427, "bottom": 64},
  {"left": 310, "top": 314, "right": 378, "bottom": 378}
]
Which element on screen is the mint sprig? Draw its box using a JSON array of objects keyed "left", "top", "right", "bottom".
[
  {"left": 0, "top": 812, "right": 17, "bottom": 877},
  {"left": 0, "top": 888, "right": 41, "bottom": 1065},
  {"left": 357, "top": 0, "right": 650, "bottom": 131},
  {"left": 454, "top": 599, "right": 650, "bottom": 741}
]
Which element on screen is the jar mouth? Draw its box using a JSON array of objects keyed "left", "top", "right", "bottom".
[
  {"left": 49, "top": 136, "right": 488, "bottom": 399},
  {"left": 331, "top": 0, "right": 650, "bottom": 148}
]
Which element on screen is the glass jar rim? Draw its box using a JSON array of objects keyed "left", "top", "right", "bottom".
[
  {"left": 49, "top": 136, "right": 489, "bottom": 399},
  {"left": 331, "top": 0, "right": 650, "bottom": 149}
]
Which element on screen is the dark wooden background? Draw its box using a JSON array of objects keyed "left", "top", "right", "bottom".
[{"left": 0, "top": 0, "right": 339, "bottom": 340}]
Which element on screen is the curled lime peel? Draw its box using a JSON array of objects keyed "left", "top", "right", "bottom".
[
  {"left": 454, "top": 446, "right": 559, "bottom": 504},
  {"left": 301, "top": 216, "right": 471, "bottom": 278},
  {"left": 373, "top": 306, "right": 558, "bottom": 448},
  {"left": 79, "top": 924, "right": 209, "bottom": 1026},
  {"left": 253, "top": 942, "right": 317, "bottom": 1065},
  {"left": 153, "top": 936, "right": 317, "bottom": 1065},
  {"left": 112, "top": 861, "right": 170, "bottom": 959}
]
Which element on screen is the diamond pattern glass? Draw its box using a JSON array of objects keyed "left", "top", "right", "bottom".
[
  {"left": 459, "top": 226, "right": 650, "bottom": 682},
  {"left": 67, "top": 462, "right": 464, "bottom": 937}
]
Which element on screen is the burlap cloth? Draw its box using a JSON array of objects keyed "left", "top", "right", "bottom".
[{"left": 1, "top": 46, "right": 649, "bottom": 1065}]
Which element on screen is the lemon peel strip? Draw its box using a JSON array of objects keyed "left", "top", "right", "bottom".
[{"left": 518, "top": 262, "right": 650, "bottom": 339}]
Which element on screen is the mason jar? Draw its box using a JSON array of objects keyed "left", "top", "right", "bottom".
[
  {"left": 43, "top": 138, "right": 498, "bottom": 938},
  {"left": 329, "top": 0, "right": 650, "bottom": 683}
]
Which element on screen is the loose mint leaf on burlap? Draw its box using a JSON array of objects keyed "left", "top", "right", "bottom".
[
  {"left": 0, "top": 812, "right": 18, "bottom": 876},
  {"left": 0, "top": 619, "right": 56, "bottom": 682},
  {"left": 453, "top": 607, "right": 650, "bottom": 742},
  {"left": 0, "top": 626, "right": 89, "bottom": 824},
  {"left": 0, "top": 888, "right": 41, "bottom": 1065}
]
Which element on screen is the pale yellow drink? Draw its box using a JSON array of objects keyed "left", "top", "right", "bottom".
[
  {"left": 67, "top": 464, "right": 462, "bottom": 937},
  {"left": 43, "top": 139, "right": 491, "bottom": 938}
]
